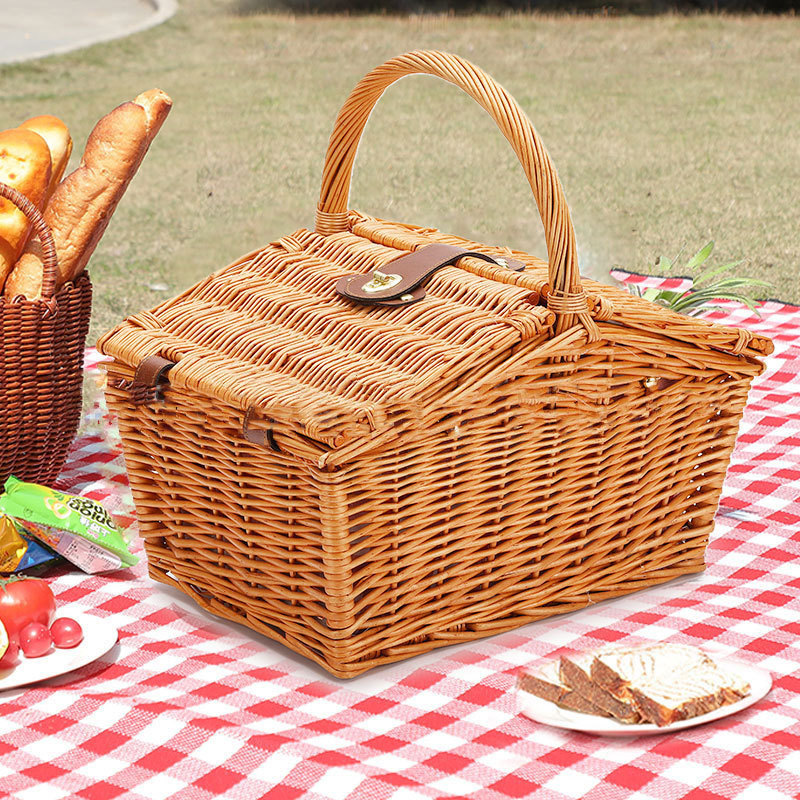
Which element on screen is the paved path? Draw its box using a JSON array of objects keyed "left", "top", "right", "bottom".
[{"left": 0, "top": 0, "right": 176, "bottom": 64}]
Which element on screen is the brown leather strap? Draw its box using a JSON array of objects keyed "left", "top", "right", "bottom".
[
  {"left": 242, "top": 407, "right": 281, "bottom": 452},
  {"left": 123, "top": 355, "right": 176, "bottom": 405},
  {"left": 134, "top": 355, "right": 176, "bottom": 387},
  {"left": 336, "top": 244, "right": 524, "bottom": 307}
]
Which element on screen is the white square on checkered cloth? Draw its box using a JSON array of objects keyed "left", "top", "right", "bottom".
[
  {"left": 136, "top": 716, "right": 186, "bottom": 746},
  {"left": 736, "top": 785, "right": 796, "bottom": 800},
  {"left": 363, "top": 753, "right": 417, "bottom": 771},
  {"left": 477, "top": 749, "right": 531, "bottom": 774},
  {"left": 429, "top": 774, "right": 484, "bottom": 795},
  {"left": 134, "top": 775, "right": 189, "bottom": 800},
  {"left": 311, "top": 768, "right": 366, "bottom": 800},
  {"left": 21, "top": 735, "right": 75, "bottom": 761},
  {"left": 249, "top": 751, "right": 303, "bottom": 783},
  {"left": 15, "top": 785, "right": 72, "bottom": 800},
  {"left": 415, "top": 731, "right": 466, "bottom": 752},
  {"left": 545, "top": 768, "right": 602, "bottom": 799},
  {"left": 191, "top": 731, "right": 243, "bottom": 765},
  {"left": 76, "top": 755, "right": 129, "bottom": 780},
  {"left": 404, "top": 690, "right": 452, "bottom": 711}
]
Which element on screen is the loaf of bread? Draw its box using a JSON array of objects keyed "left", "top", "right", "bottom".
[
  {"left": 19, "top": 115, "right": 73, "bottom": 202},
  {"left": 5, "top": 89, "right": 172, "bottom": 300},
  {"left": 0, "top": 128, "right": 52, "bottom": 290}
]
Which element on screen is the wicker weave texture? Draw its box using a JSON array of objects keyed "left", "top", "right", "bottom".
[
  {"left": 105, "top": 284, "right": 755, "bottom": 676},
  {"left": 102, "top": 213, "right": 768, "bottom": 677},
  {"left": 99, "top": 51, "right": 772, "bottom": 677},
  {"left": 0, "top": 182, "right": 92, "bottom": 485}
]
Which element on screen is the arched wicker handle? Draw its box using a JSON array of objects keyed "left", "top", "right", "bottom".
[
  {"left": 0, "top": 181, "right": 58, "bottom": 299},
  {"left": 316, "top": 50, "right": 596, "bottom": 338}
]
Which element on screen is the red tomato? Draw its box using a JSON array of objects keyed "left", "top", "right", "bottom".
[
  {"left": 0, "top": 639, "right": 19, "bottom": 670},
  {"left": 50, "top": 617, "right": 83, "bottom": 649},
  {"left": 0, "top": 577, "right": 56, "bottom": 644},
  {"left": 19, "top": 622, "right": 52, "bottom": 658}
]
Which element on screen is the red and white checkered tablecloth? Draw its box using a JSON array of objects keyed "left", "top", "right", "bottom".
[{"left": 2, "top": 272, "right": 800, "bottom": 800}]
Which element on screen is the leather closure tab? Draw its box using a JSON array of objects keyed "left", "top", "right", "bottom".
[
  {"left": 242, "top": 407, "right": 281, "bottom": 452},
  {"left": 336, "top": 243, "right": 524, "bottom": 307},
  {"left": 134, "top": 355, "right": 176, "bottom": 387},
  {"left": 128, "top": 355, "right": 176, "bottom": 404}
]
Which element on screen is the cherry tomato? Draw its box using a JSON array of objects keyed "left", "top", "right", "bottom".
[
  {"left": 0, "top": 639, "right": 19, "bottom": 670},
  {"left": 19, "top": 622, "right": 52, "bottom": 658},
  {"left": 50, "top": 617, "right": 83, "bottom": 649},
  {"left": 0, "top": 578, "right": 56, "bottom": 644}
]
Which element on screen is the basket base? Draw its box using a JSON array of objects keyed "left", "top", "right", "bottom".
[
  {"left": 145, "top": 555, "right": 708, "bottom": 683},
  {"left": 146, "top": 553, "right": 707, "bottom": 680}
]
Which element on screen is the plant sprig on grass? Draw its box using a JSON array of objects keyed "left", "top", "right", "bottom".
[{"left": 626, "top": 241, "right": 771, "bottom": 317}]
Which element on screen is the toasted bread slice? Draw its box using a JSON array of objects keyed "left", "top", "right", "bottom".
[
  {"left": 592, "top": 643, "right": 750, "bottom": 726},
  {"left": 560, "top": 653, "right": 641, "bottom": 723},
  {"left": 518, "top": 661, "right": 610, "bottom": 717}
]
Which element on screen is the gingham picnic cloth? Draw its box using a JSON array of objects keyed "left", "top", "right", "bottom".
[{"left": 2, "top": 271, "right": 800, "bottom": 800}]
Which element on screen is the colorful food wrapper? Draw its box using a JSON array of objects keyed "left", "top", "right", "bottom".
[
  {"left": 0, "top": 515, "right": 62, "bottom": 573},
  {"left": 0, "top": 477, "right": 138, "bottom": 574}
]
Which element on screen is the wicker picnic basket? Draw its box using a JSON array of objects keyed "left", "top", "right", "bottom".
[
  {"left": 0, "top": 182, "right": 92, "bottom": 486},
  {"left": 98, "top": 51, "right": 773, "bottom": 677}
]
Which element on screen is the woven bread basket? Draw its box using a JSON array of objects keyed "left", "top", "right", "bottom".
[
  {"left": 0, "top": 182, "right": 92, "bottom": 486},
  {"left": 98, "top": 51, "right": 772, "bottom": 677}
]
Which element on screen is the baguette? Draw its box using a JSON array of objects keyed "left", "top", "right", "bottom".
[
  {"left": 18, "top": 115, "right": 73, "bottom": 202},
  {"left": 0, "top": 128, "right": 52, "bottom": 290},
  {"left": 5, "top": 89, "right": 172, "bottom": 300}
]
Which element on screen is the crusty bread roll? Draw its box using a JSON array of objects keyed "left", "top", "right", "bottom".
[
  {"left": 0, "top": 128, "right": 52, "bottom": 290},
  {"left": 5, "top": 89, "right": 172, "bottom": 300},
  {"left": 19, "top": 115, "right": 73, "bottom": 202}
]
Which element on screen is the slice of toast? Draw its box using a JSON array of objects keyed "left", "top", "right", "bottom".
[
  {"left": 560, "top": 653, "right": 641, "bottom": 723},
  {"left": 518, "top": 661, "right": 609, "bottom": 716},
  {"left": 591, "top": 643, "right": 711, "bottom": 699},
  {"left": 592, "top": 644, "right": 750, "bottom": 726}
]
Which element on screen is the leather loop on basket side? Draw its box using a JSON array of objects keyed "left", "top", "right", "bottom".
[
  {"left": 337, "top": 243, "right": 524, "bottom": 306},
  {"left": 134, "top": 355, "right": 176, "bottom": 387},
  {"left": 123, "top": 355, "right": 176, "bottom": 405},
  {"left": 242, "top": 407, "right": 281, "bottom": 452}
]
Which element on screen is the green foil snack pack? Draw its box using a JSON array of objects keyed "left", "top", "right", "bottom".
[{"left": 0, "top": 477, "right": 138, "bottom": 574}]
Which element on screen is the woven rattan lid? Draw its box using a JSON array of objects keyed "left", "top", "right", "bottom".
[{"left": 98, "top": 51, "right": 772, "bottom": 454}]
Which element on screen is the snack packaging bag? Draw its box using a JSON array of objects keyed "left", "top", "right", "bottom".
[
  {"left": 0, "top": 477, "right": 138, "bottom": 574},
  {"left": 0, "top": 515, "right": 62, "bottom": 573}
]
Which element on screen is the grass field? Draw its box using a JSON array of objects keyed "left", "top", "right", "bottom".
[{"left": 3, "top": 2, "right": 798, "bottom": 340}]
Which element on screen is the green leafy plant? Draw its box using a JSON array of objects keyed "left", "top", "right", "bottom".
[{"left": 626, "top": 241, "right": 771, "bottom": 317}]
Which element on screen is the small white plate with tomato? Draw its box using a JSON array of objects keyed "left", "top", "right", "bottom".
[
  {"left": 0, "top": 614, "right": 117, "bottom": 691},
  {"left": 0, "top": 577, "right": 118, "bottom": 691}
]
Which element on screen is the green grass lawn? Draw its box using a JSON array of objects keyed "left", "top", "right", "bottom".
[{"left": 3, "top": 2, "right": 798, "bottom": 341}]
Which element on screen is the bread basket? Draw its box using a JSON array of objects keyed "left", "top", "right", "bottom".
[{"left": 0, "top": 182, "right": 92, "bottom": 485}]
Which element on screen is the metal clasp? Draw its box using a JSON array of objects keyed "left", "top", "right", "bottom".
[{"left": 362, "top": 270, "right": 403, "bottom": 293}]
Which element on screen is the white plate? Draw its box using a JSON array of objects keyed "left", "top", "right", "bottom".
[
  {"left": 516, "top": 659, "right": 772, "bottom": 737},
  {"left": 0, "top": 615, "right": 118, "bottom": 692}
]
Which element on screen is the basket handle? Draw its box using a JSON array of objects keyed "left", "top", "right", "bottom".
[
  {"left": 316, "top": 50, "right": 596, "bottom": 338},
  {"left": 0, "top": 181, "right": 59, "bottom": 299}
]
